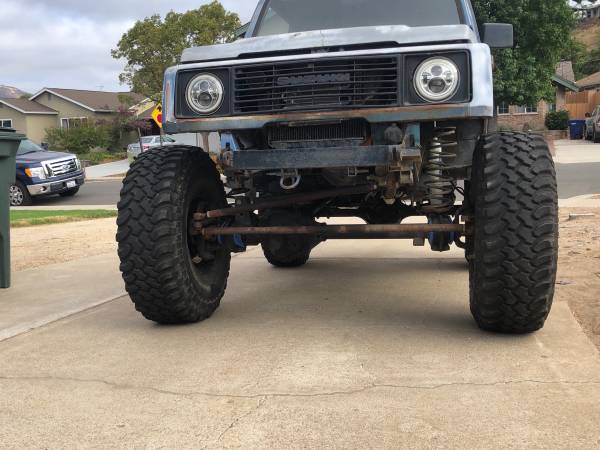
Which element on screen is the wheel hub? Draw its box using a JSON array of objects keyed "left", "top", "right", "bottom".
[{"left": 9, "top": 185, "right": 23, "bottom": 206}]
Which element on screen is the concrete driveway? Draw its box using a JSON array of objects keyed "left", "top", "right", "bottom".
[{"left": 1, "top": 240, "right": 599, "bottom": 449}]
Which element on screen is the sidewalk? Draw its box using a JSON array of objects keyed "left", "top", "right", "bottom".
[
  {"left": 85, "top": 159, "right": 129, "bottom": 178},
  {"left": 0, "top": 253, "right": 125, "bottom": 342},
  {"left": 554, "top": 139, "right": 600, "bottom": 164},
  {"left": 559, "top": 194, "right": 600, "bottom": 208}
]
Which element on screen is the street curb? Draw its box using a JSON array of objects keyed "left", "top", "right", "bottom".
[
  {"left": 0, "top": 292, "right": 127, "bottom": 343},
  {"left": 87, "top": 177, "right": 125, "bottom": 182},
  {"left": 10, "top": 205, "right": 118, "bottom": 211}
]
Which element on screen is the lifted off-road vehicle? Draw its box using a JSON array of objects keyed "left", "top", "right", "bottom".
[{"left": 118, "top": 0, "right": 558, "bottom": 333}]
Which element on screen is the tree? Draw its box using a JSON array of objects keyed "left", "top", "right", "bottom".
[
  {"left": 112, "top": 1, "right": 240, "bottom": 100},
  {"left": 472, "top": 0, "right": 576, "bottom": 105}
]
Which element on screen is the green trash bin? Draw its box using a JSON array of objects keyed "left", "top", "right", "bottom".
[{"left": 0, "top": 128, "right": 25, "bottom": 288}]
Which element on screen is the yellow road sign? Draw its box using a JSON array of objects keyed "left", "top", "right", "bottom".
[{"left": 151, "top": 105, "right": 163, "bottom": 128}]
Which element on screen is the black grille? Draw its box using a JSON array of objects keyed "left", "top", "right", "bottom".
[
  {"left": 267, "top": 119, "right": 368, "bottom": 149},
  {"left": 234, "top": 57, "right": 399, "bottom": 115}
]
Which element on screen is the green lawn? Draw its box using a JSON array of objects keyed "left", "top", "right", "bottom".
[{"left": 10, "top": 210, "right": 117, "bottom": 228}]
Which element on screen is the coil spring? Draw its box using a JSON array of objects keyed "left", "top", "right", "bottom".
[{"left": 422, "top": 127, "right": 457, "bottom": 214}]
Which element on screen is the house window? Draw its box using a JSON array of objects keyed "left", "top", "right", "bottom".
[
  {"left": 0, "top": 119, "right": 12, "bottom": 128},
  {"left": 515, "top": 105, "right": 538, "bottom": 114},
  {"left": 497, "top": 102, "right": 509, "bottom": 115},
  {"left": 61, "top": 117, "right": 89, "bottom": 129}
]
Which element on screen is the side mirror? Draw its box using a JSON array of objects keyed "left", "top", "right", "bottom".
[{"left": 481, "top": 23, "right": 514, "bottom": 49}]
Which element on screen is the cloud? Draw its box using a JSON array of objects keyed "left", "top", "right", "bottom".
[
  {"left": 0, "top": 0, "right": 257, "bottom": 94},
  {"left": 17, "top": 0, "right": 256, "bottom": 22}
]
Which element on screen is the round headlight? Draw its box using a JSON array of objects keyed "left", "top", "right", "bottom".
[
  {"left": 414, "top": 57, "right": 460, "bottom": 102},
  {"left": 186, "top": 73, "right": 224, "bottom": 114}
]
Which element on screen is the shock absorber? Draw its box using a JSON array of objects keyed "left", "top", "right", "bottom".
[{"left": 421, "top": 127, "right": 457, "bottom": 214}]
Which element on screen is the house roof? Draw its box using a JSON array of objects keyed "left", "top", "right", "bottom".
[
  {"left": 552, "top": 74, "right": 579, "bottom": 92},
  {"left": 136, "top": 103, "right": 156, "bottom": 120},
  {"left": 29, "top": 88, "right": 146, "bottom": 113},
  {"left": 576, "top": 71, "right": 600, "bottom": 89},
  {"left": 235, "top": 23, "right": 250, "bottom": 39},
  {"left": 0, "top": 98, "right": 58, "bottom": 115}
]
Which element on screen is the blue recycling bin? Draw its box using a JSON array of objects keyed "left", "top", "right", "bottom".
[{"left": 568, "top": 120, "right": 586, "bottom": 140}]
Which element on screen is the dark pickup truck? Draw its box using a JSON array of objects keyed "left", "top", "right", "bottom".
[{"left": 10, "top": 139, "right": 85, "bottom": 206}]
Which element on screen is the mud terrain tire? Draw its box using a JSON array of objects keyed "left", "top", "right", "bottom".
[
  {"left": 117, "top": 146, "right": 230, "bottom": 324},
  {"left": 469, "top": 132, "right": 558, "bottom": 333}
]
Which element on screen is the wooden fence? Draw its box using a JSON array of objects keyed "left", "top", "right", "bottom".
[{"left": 564, "top": 90, "right": 600, "bottom": 119}]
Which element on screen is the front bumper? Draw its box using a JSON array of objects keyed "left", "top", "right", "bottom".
[
  {"left": 27, "top": 173, "right": 85, "bottom": 196},
  {"left": 230, "top": 145, "right": 421, "bottom": 170}
]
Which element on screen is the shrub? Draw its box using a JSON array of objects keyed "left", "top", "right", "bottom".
[
  {"left": 96, "top": 107, "right": 152, "bottom": 151},
  {"left": 545, "top": 110, "right": 570, "bottom": 131},
  {"left": 45, "top": 124, "right": 110, "bottom": 154}
]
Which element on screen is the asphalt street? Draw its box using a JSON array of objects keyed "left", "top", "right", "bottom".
[
  {"left": 32, "top": 179, "right": 123, "bottom": 207},
  {"left": 28, "top": 162, "right": 600, "bottom": 207},
  {"left": 1, "top": 242, "right": 599, "bottom": 448},
  {"left": 556, "top": 162, "right": 600, "bottom": 199}
]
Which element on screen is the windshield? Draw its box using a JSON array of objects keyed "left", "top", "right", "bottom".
[
  {"left": 255, "top": 0, "right": 462, "bottom": 36},
  {"left": 141, "top": 137, "right": 155, "bottom": 144},
  {"left": 17, "top": 140, "right": 46, "bottom": 156}
]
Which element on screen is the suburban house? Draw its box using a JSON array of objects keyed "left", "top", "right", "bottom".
[
  {"left": 30, "top": 88, "right": 146, "bottom": 129},
  {"left": 497, "top": 61, "right": 579, "bottom": 130},
  {"left": 0, "top": 88, "right": 147, "bottom": 144},
  {"left": 575, "top": 3, "right": 600, "bottom": 19},
  {"left": 0, "top": 98, "right": 58, "bottom": 144}
]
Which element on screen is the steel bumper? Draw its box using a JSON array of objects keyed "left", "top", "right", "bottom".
[{"left": 230, "top": 145, "right": 421, "bottom": 170}]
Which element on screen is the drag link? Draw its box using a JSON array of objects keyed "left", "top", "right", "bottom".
[{"left": 194, "top": 184, "right": 378, "bottom": 221}]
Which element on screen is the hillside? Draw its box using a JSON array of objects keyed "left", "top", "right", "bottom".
[
  {"left": 0, "top": 85, "right": 27, "bottom": 99},
  {"left": 573, "top": 18, "right": 600, "bottom": 51}
]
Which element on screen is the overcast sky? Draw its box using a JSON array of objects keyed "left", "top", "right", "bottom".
[{"left": 0, "top": 0, "right": 257, "bottom": 95}]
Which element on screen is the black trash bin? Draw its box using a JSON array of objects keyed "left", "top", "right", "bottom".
[
  {"left": 568, "top": 120, "right": 586, "bottom": 140},
  {"left": 0, "top": 128, "right": 25, "bottom": 288}
]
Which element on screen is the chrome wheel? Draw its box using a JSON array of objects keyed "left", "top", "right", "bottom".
[{"left": 9, "top": 184, "right": 24, "bottom": 206}]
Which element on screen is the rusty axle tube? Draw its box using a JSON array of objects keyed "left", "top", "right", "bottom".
[
  {"left": 194, "top": 184, "right": 377, "bottom": 220},
  {"left": 201, "top": 223, "right": 468, "bottom": 239}
]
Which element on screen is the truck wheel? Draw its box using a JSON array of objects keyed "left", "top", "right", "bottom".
[
  {"left": 9, "top": 181, "right": 32, "bottom": 206},
  {"left": 117, "top": 146, "right": 230, "bottom": 324},
  {"left": 469, "top": 132, "right": 558, "bottom": 334},
  {"left": 59, "top": 187, "right": 80, "bottom": 197}
]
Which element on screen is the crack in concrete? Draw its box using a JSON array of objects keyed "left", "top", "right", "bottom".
[
  {"left": 202, "top": 396, "right": 266, "bottom": 449},
  {"left": 1, "top": 375, "right": 599, "bottom": 400}
]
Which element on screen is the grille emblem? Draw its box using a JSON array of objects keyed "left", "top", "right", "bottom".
[{"left": 277, "top": 73, "right": 351, "bottom": 86}]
